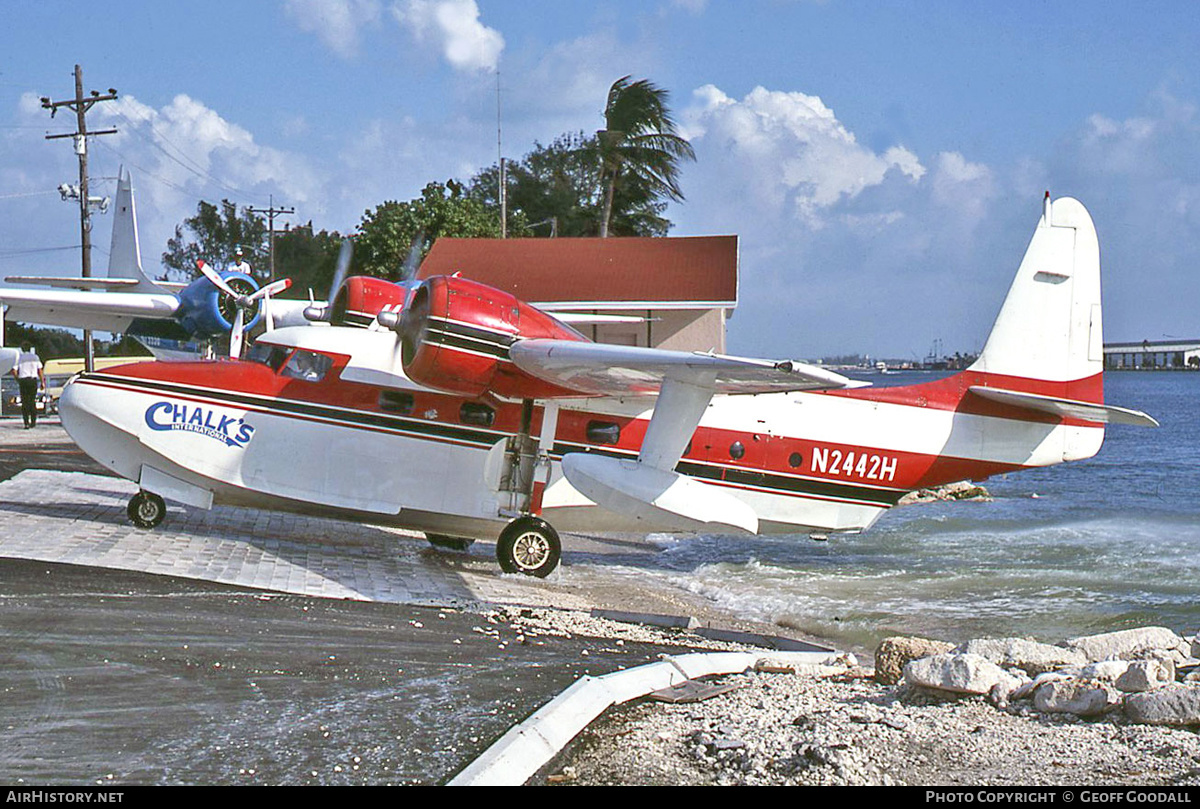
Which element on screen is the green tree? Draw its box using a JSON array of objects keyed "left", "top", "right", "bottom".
[
  {"left": 4, "top": 323, "right": 84, "bottom": 361},
  {"left": 470, "top": 132, "right": 603, "bottom": 237},
  {"left": 161, "top": 199, "right": 268, "bottom": 282},
  {"left": 271, "top": 222, "right": 346, "bottom": 301},
  {"left": 597, "top": 76, "right": 695, "bottom": 237},
  {"left": 353, "top": 181, "right": 524, "bottom": 278}
]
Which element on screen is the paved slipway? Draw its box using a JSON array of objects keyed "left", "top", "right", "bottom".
[{"left": 4, "top": 420, "right": 1200, "bottom": 787}]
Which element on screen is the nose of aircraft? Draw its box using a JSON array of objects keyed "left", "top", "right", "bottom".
[{"left": 58, "top": 375, "right": 143, "bottom": 482}]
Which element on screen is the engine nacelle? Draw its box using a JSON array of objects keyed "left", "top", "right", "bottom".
[
  {"left": 398, "top": 275, "right": 589, "bottom": 399},
  {"left": 330, "top": 276, "right": 413, "bottom": 327},
  {"left": 176, "top": 271, "right": 261, "bottom": 338}
]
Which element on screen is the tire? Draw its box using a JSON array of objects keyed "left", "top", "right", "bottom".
[
  {"left": 496, "top": 517, "right": 561, "bottom": 578},
  {"left": 426, "top": 533, "right": 475, "bottom": 552},
  {"left": 127, "top": 491, "right": 166, "bottom": 529}
]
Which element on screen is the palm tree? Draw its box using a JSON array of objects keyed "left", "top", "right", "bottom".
[{"left": 597, "top": 76, "right": 696, "bottom": 237}]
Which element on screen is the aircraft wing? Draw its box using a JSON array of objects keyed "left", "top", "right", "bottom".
[
  {"left": 0, "top": 347, "right": 18, "bottom": 376},
  {"left": 509, "top": 338, "right": 859, "bottom": 397},
  {"left": 0, "top": 287, "right": 180, "bottom": 333},
  {"left": 508, "top": 338, "right": 860, "bottom": 535}
]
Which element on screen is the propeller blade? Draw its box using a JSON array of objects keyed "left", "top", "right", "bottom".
[
  {"left": 328, "top": 239, "right": 353, "bottom": 306},
  {"left": 196, "top": 259, "right": 239, "bottom": 299},
  {"left": 230, "top": 306, "right": 245, "bottom": 358},
  {"left": 249, "top": 277, "right": 292, "bottom": 301},
  {"left": 399, "top": 229, "right": 424, "bottom": 282}
]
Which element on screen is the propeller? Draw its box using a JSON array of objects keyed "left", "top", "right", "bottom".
[
  {"left": 304, "top": 238, "right": 353, "bottom": 323},
  {"left": 399, "top": 229, "right": 424, "bottom": 283},
  {"left": 197, "top": 260, "right": 292, "bottom": 357}
]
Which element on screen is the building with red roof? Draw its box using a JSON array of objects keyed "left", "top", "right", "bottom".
[{"left": 418, "top": 235, "right": 738, "bottom": 352}]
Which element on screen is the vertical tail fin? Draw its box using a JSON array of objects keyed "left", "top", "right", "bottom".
[
  {"left": 106, "top": 168, "right": 164, "bottom": 292},
  {"left": 968, "top": 194, "right": 1103, "bottom": 403}
]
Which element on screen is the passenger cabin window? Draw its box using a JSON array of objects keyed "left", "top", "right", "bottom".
[
  {"left": 245, "top": 343, "right": 289, "bottom": 371},
  {"left": 459, "top": 402, "right": 495, "bottom": 427},
  {"left": 281, "top": 350, "right": 333, "bottom": 382},
  {"left": 586, "top": 420, "right": 621, "bottom": 445},
  {"left": 379, "top": 391, "right": 415, "bottom": 415}
]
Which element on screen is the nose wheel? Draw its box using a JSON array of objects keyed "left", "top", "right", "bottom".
[
  {"left": 496, "top": 516, "right": 561, "bottom": 578},
  {"left": 127, "top": 490, "right": 166, "bottom": 529}
]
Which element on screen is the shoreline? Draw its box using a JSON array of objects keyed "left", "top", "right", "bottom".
[{"left": 515, "top": 617, "right": 1200, "bottom": 787}]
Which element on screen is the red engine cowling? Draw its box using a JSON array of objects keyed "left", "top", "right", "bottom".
[
  {"left": 331, "top": 276, "right": 412, "bottom": 327},
  {"left": 398, "top": 275, "right": 588, "bottom": 399}
]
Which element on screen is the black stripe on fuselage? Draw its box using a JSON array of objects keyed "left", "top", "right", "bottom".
[{"left": 80, "top": 372, "right": 906, "bottom": 508}]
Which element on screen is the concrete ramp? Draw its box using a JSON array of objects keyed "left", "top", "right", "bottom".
[{"left": 0, "top": 469, "right": 594, "bottom": 611}]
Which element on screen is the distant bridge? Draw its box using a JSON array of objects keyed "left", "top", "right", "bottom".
[{"left": 1103, "top": 339, "right": 1200, "bottom": 370}]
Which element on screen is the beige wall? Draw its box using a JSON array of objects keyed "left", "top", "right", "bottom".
[{"left": 592, "top": 308, "right": 727, "bottom": 353}]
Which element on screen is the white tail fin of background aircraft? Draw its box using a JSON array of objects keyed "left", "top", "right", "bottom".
[{"left": 105, "top": 167, "right": 165, "bottom": 293}]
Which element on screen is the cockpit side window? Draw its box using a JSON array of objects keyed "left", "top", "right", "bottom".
[
  {"left": 281, "top": 350, "right": 333, "bottom": 382},
  {"left": 245, "top": 343, "right": 290, "bottom": 371}
]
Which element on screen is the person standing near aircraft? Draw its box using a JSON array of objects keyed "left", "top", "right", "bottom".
[
  {"left": 230, "top": 248, "right": 252, "bottom": 277},
  {"left": 11, "top": 343, "right": 45, "bottom": 429}
]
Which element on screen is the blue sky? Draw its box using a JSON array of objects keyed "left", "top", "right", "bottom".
[{"left": 2, "top": 0, "right": 1198, "bottom": 360}]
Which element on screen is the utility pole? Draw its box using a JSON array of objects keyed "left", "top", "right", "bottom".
[
  {"left": 248, "top": 197, "right": 294, "bottom": 283},
  {"left": 41, "top": 65, "right": 118, "bottom": 373},
  {"left": 497, "top": 70, "right": 506, "bottom": 238}
]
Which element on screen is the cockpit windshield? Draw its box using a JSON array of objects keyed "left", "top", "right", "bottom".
[
  {"left": 245, "top": 342, "right": 289, "bottom": 371},
  {"left": 281, "top": 350, "right": 333, "bottom": 383}
]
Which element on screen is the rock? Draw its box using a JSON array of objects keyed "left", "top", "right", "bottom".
[
  {"left": 903, "top": 653, "right": 1026, "bottom": 697},
  {"left": 898, "top": 481, "right": 992, "bottom": 505},
  {"left": 1033, "top": 680, "right": 1119, "bottom": 717},
  {"left": 1124, "top": 685, "right": 1200, "bottom": 726},
  {"left": 1063, "top": 627, "right": 1187, "bottom": 663},
  {"left": 875, "top": 636, "right": 955, "bottom": 685},
  {"left": 1076, "top": 660, "right": 1132, "bottom": 683},
  {"left": 1011, "top": 671, "right": 1071, "bottom": 701},
  {"left": 1116, "top": 659, "right": 1176, "bottom": 693},
  {"left": 954, "top": 637, "right": 1087, "bottom": 675}
]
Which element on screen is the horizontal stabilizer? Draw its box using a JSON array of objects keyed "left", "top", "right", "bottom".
[
  {"left": 510, "top": 338, "right": 860, "bottom": 397},
  {"left": 968, "top": 386, "right": 1159, "bottom": 427},
  {"left": 5, "top": 276, "right": 141, "bottom": 289},
  {"left": 562, "top": 453, "right": 759, "bottom": 533}
]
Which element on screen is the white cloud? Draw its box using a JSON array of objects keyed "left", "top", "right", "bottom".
[
  {"left": 930, "top": 151, "right": 996, "bottom": 226},
  {"left": 283, "top": 0, "right": 382, "bottom": 58},
  {"left": 66, "top": 94, "right": 330, "bottom": 275},
  {"left": 683, "top": 84, "right": 924, "bottom": 226},
  {"left": 391, "top": 0, "right": 504, "bottom": 72}
]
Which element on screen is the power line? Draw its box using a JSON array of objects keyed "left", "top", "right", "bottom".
[
  {"left": 108, "top": 107, "right": 268, "bottom": 204},
  {"left": 0, "top": 190, "right": 60, "bottom": 201}
]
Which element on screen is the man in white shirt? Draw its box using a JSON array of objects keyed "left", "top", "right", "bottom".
[
  {"left": 11, "top": 344, "right": 45, "bottom": 429},
  {"left": 230, "top": 247, "right": 252, "bottom": 276}
]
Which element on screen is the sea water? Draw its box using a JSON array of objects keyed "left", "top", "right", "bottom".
[{"left": 584, "top": 372, "right": 1200, "bottom": 651}]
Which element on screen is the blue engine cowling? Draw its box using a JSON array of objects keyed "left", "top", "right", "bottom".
[{"left": 175, "top": 271, "right": 262, "bottom": 338}]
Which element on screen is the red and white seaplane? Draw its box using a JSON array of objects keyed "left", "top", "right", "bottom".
[{"left": 57, "top": 196, "right": 1156, "bottom": 577}]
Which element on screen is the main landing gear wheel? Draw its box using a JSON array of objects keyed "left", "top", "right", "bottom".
[
  {"left": 426, "top": 533, "right": 475, "bottom": 552},
  {"left": 496, "top": 517, "right": 561, "bottom": 578},
  {"left": 127, "top": 491, "right": 166, "bottom": 529}
]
